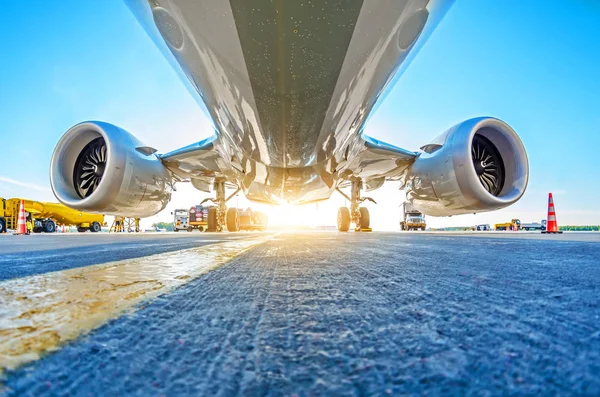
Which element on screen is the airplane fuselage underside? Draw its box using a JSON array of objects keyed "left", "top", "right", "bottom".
[{"left": 126, "top": 0, "right": 449, "bottom": 203}]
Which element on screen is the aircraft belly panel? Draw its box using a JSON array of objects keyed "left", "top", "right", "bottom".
[{"left": 230, "top": 0, "right": 364, "bottom": 168}]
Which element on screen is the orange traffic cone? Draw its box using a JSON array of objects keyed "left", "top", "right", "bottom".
[
  {"left": 15, "top": 200, "right": 27, "bottom": 235},
  {"left": 542, "top": 193, "right": 562, "bottom": 234}
]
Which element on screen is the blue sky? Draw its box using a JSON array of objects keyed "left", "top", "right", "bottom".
[{"left": 1, "top": 1, "right": 599, "bottom": 229}]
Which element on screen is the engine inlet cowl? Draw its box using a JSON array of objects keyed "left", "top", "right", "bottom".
[
  {"left": 50, "top": 121, "right": 172, "bottom": 218},
  {"left": 404, "top": 117, "right": 528, "bottom": 216}
]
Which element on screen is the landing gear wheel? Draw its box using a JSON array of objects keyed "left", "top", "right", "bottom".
[
  {"left": 90, "top": 222, "right": 101, "bottom": 233},
  {"left": 227, "top": 208, "right": 239, "bottom": 232},
  {"left": 207, "top": 207, "right": 218, "bottom": 232},
  {"left": 44, "top": 220, "right": 56, "bottom": 233},
  {"left": 358, "top": 207, "right": 370, "bottom": 229},
  {"left": 337, "top": 207, "right": 351, "bottom": 232},
  {"left": 187, "top": 226, "right": 193, "bottom": 232}
]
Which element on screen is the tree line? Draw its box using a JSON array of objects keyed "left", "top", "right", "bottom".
[
  {"left": 152, "top": 222, "right": 174, "bottom": 231},
  {"left": 558, "top": 225, "right": 600, "bottom": 231}
]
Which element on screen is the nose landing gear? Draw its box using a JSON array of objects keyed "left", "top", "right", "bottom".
[{"left": 336, "top": 179, "right": 375, "bottom": 232}]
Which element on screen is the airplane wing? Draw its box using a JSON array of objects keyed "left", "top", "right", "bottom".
[
  {"left": 161, "top": 132, "right": 419, "bottom": 194},
  {"left": 344, "top": 134, "right": 418, "bottom": 191},
  {"left": 160, "top": 130, "right": 421, "bottom": 194},
  {"left": 158, "top": 135, "right": 226, "bottom": 192}
]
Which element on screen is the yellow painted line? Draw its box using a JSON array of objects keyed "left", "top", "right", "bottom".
[{"left": 0, "top": 235, "right": 272, "bottom": 372}]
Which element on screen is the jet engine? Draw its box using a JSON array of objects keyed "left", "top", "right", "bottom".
[
  {"left": 405, "top": 117, "right": 528, "bottom": 216},
  {"left": 50, "top": 121, "right": 172, "bottom": 218}
]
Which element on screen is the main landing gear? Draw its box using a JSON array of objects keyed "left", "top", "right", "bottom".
[
  {"left": 201, "top": 179, "right": 241, "bottom": 232},
  {"left": 336, "top": 179, "right": 375, "bottom": 232}
]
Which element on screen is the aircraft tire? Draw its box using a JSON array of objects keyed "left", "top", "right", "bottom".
[
  {"left": 358, "top": 207, "right": 370, "bottom": 229},
  {"left": 337, "top": 207, "right": 350, "bottom": 232},
  {"left": 227, "top": 208, "right": 239, "bottom": 232},
  {"left": 207, "top": 207, "right": 218, "bottom": 231}
]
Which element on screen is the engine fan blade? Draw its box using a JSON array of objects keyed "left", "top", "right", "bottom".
[
  {"left": 73, "top": 137, "right": 107, "bottom": 199},
  {"left": 471, "top": 134, "right": 505, "bottom": 196}
]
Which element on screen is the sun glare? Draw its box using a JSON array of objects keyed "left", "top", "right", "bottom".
[{"left": 264, "top": 203, "right": 319, "bottom": 228}]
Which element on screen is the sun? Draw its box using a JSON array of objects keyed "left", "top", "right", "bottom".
[{"left": 263, "top": 203, "right": 319, "bottom": 227}]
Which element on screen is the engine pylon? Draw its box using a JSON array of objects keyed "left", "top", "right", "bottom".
[{"left": 542, "top": 193, "right": 562, "bottom": 234}]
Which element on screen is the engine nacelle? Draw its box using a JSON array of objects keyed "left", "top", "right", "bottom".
[
  {"left": 405, "top": 117, "right": 528, "bottom": 216},
  {"left": 50, "top": 121, "right": 172, "bottom": 218}
]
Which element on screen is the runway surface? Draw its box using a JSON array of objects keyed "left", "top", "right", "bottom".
[
  {"left": 0, "top": 232, "right": 262, "bottom": 281},
  {"left": 1, "top": 231, "right": 599, "bottom": 395}
]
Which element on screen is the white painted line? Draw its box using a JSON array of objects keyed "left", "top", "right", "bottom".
[{"left": 0, "top": 235, "right": 273, "bottom": 372}]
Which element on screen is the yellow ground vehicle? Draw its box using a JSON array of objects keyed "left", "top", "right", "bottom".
[
  {"left": 0, "top": 197, "right": 105, "bottom": 233},
  {"left": 494, "top": 219, "right": 521, "bottom": 231}
]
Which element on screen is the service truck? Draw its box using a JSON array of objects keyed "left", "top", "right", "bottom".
[
  {"left": 172, "top": 209, "right": 190, "bottom": 232},
  {"left": 521, "top": 219, "right": 547, "bottom": 231},
  {"left": 400, "top": 202, "right": 426, "bottom": 231},
  {"left": 174, "top": 205, "right": 268, "bottom": 232},
  {"left": 494, "top": 219, "right": 547, "bottom": 231},
  {"left": 0, "top": 197, "right": 105, "bottom": 233},
  {"left": 494, "top": 219, "right": 521, "bottom": 231},
  {"left": 173, "top": 205, "right": 213, "bottom": 232}
]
